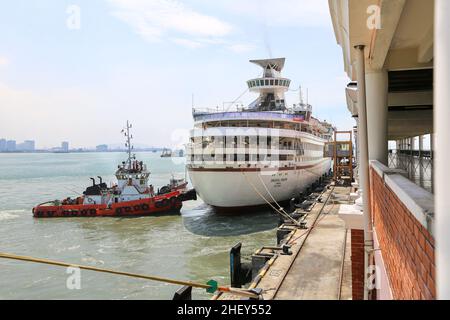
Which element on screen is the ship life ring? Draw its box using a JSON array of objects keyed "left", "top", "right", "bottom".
[
  {"left": 141, "top": 203, "right": 150, "bottom": 211},
  {"left": 80, "top": 209, "right": 89, "bottom": 216},
  {"left": 87, "top": 197, "right": 94, "bottom": 204}
]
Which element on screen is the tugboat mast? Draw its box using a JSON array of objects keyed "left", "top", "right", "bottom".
[{"left": 123, "top": 120, "right": 134, "bottom": 169}]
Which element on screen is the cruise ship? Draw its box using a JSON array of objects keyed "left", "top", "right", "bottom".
[{"left": 186, "top": 58, "right": 334, "bottom": 210}]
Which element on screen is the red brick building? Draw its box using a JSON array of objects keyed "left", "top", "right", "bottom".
[{"left": 328, "top": 0, "right": 448, "bottom": 300}]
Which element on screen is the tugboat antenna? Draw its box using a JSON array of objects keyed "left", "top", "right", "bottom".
[{"left": 124, "top": 120, "right": 133, "bottom": 168}]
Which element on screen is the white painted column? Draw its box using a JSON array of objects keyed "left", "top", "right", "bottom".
[
  {"left": 409, "top": 137, "right": 414, "bottom": 178},
  {"left": 355, "top": 45, "right": 373, "bottom": 300},
  {"left": 419, "top": 135, "right": 424, "bottom": 186},
  {"left": 431, "top": 133, "right": 434, "bottom": 194},
  {"left": 435, "top": 0, "right": 450, "bottom": 300},
  {"left": 365, "top": 69, "right": 389, "bottom": 165}
]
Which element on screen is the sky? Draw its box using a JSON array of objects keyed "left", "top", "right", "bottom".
[{"left": 0, "top": 0, "right": 353, "bottom": 149}]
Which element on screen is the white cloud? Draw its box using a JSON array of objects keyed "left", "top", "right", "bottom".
[
  {"left": 0, "top": 82, "right": 107, "bottom": 148},
  {"left": 109, "top": 0, "right": 233, "bottom": 41},
  {"left": 171, "top": 38, "right": 204, "bottom": 49},
  {"left": 0, "top": 56, "right": 9, "bottom": 67},
  {"left": 214, "top": 0, "right": 331, "bottom": 28},
  {"left": 108, "top": 0, "right": 258, "bottom": 53},
  {"left": 227, "top": 43, "right": 256, "bottom": 53}
]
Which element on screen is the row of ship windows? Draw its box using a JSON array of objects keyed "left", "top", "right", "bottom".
[
  {"left": 191, "top": 136, "right": 324, "bottom": 152},
  {"left": 116, "top": 175, "right": 147, "bottom": 180},
  {"left": 247, "top": 79, "right": 291, "bottom": 88},
  {"left": 195, "top": 121, "right": 332, "bottom": 140},
  {"left": 189, "top": 154, "right": 324, "bottom": 162}
]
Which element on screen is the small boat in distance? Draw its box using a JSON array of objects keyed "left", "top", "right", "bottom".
[
  {"left": 32, "top": 121, "right": 197, "bottom": 218},
  {"left": 161, "top": 148, "right": 184, "bottom": 158},
  {"left": 161, "top": 148, "right": 172, "bottom": 157}
]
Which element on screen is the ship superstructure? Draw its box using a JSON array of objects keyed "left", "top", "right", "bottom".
[{"left": 186, "top": 58, "right": 334, "bottom": 210}]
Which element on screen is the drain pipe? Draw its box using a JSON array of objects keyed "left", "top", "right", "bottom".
[{"left": 354, "top": 45, "right": 374, "bottom": 300}]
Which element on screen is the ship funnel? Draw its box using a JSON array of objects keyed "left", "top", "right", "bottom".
[
  {"left": 90, "top": 177, "right": 96, "bottom": 186},
  {"left": 97, "top": 176, "right": 103, "bottom": 184}
]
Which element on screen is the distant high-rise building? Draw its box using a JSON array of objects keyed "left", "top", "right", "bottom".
[
  {"left": 0, "top": 139, "right": 6, "bottom": 152},
  {"left": 61, "top": 141, "right": 69, "bottom": 152},
  {"left": 96, "top": 144, "right": 108, "bottom": 152},
  {"left": 17, "top": 140, "right": 35, "bottom": 152},
  {"left": 6, "top": 140, "right": 16, "bottom": 151}
]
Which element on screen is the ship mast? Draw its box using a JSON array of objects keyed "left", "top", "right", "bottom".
[{"left": 123, "top": 120, "right": 134, "bottom": 169}]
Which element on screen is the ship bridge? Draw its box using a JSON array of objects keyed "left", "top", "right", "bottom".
[{"left": 246, "top": 58, "right": 291, "bottom": 112}]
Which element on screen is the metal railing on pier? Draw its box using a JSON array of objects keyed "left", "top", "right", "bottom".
[{"left": 388, "top": 149, "right": 433, "bottom": 193}]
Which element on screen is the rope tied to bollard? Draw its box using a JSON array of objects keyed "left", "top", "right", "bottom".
[{"left": 0, "top": 252, "right": 259, "bottom": 299}]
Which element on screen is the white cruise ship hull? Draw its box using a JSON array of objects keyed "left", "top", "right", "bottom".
[{"left": 188, "top": 159, "right": 332, "bottom": 209}]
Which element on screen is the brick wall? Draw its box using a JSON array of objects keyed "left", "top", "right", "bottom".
[
  {"left": 351, "top": 229, "right": 365, "bottom": 300},
  {"left": 370, "top": 168, "right": 436, "bottom": 299}
]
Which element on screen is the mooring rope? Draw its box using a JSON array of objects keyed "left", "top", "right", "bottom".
[
  {"left": 257, "top": 174, "right": 288, "bottom": 214},
  {"left": 241, "top": 170, "right": 300, "bottom": 227},
  {"left": 0, "top": 252, "right": 258, "bottom": 299}
]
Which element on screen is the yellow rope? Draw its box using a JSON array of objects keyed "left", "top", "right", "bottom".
[
  {"left": 257, "top": 174, "right": 289, "bottom": 215},
  {"left": 0, "top": 252, "right": 258, "bottom": 299},
  {"left": 241, "top": 170, "right": 300, "bottom": 227}
]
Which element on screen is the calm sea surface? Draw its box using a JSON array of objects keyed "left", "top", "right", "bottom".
[{"left": 0, "top": 152, "right": 278, "bottom": 299}]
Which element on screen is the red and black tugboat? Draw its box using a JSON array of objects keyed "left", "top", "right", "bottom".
[{"left": 33, "top": 121, "right": 196, "bottom": 218}]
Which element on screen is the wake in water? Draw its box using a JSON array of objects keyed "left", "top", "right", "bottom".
[{"left": 0, "top": 209, "right": 25, "bottom": 221}]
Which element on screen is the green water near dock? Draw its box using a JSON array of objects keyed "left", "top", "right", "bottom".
[{"left": 0, "top": 152, "right": 278, "bottom": 299}]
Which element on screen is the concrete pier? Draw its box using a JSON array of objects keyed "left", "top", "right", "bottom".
[{"left": 216, "top": 184, "right": 353, "bottom": 300}]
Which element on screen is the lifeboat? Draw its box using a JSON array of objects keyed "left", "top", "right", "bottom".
[{"left": 32, "top": 121, "right": 196, "bottom": 218}]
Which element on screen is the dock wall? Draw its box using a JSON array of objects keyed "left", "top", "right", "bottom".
[
  {"left": 350, "top": 230, "right": 365, "bottom": 300},
  {"left": 370, "top": 161, "right": 435, "bottom": 299}
]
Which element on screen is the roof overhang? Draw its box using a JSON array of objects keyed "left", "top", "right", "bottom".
[
  {"left": 249, "top": 58, "right": 286, "bottom": 71},
  {"left": 329, "top": 0, "right": 434, "bottom": 79}
]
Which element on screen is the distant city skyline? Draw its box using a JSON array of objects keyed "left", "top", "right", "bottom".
[{"left": 0, "top": 136, "right": 170, "bottom": 153}]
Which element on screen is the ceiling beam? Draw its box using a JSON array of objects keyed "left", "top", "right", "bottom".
[
  {"left": 418, "top": 26, "right": 434, "bottom": 63},
  {"left": 368, "top": 0, "right": 406, "bottom": 70}
]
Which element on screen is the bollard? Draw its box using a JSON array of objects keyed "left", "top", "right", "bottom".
[{"left": 173, "top": 285, "right": 192, "bottom": 300}]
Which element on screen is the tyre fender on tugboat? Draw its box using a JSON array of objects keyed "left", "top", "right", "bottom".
[
  {"left": 155, "top": 198, "right": 170, "bottom": 208},
  {"left": 170, "top": 196, "right": 181, "bottom": 208}
]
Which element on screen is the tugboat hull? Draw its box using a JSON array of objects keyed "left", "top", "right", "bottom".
[{"left": 33, "top": 191, "right": 182, "bottom": 218}]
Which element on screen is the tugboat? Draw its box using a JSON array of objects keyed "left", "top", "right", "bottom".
[{"left": 32, "top": 121, "right": 197, "bottom": 218}]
